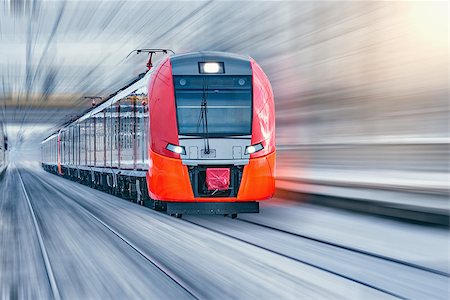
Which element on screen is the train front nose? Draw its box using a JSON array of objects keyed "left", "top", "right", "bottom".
[
  {"left": 148, "top": 52, "right": 275, "bottom": 205},
  {"left": 171, "top": 53, "right": 253, "bottom": 200}
]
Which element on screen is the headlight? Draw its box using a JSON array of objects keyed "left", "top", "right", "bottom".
[
  {"left": 166, "top": 143, "right": 186, "bottom": 155},
  {"left": 245, "top": 143, "right": 264, "bottom": 155},
  {"left": 199, "top": 62, "right": 224, "bottom": 74}
]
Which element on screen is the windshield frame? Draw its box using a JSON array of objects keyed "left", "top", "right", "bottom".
[{"left": 173, "top": 75, "right": 253, "bottom": 138}]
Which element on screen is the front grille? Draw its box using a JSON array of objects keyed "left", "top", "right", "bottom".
[{"left": 188, "top": 165, "right": 244, "bottom": 197}]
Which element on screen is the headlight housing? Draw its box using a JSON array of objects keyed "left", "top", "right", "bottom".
[
  {"left": 245, "top": 143, "right": 264, "bottom": 155},
  {"left": 166, "top": 143, "right": 186, "bottom": 155},
  {"left": 199, "top": 62, "right": 225, "bottom": 74}
]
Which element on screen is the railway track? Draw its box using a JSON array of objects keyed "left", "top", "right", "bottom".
[
  {"left": 66, "top": 201, "right": 200, "bottom": 299},
  {"left": 17, "top": 168, "right": 62, "bottom": 300},
  {"left": 18, "top": 168, "right": 200, "bottom": 300},
  {"left": 184, "top": 215, "right": 449, "bottom": 300},
  {"left": 183, "top": 218, "right": 407, "bottom": 299},
  {"left": 236, "top": 217, "right": 450, "bottom": 278}
]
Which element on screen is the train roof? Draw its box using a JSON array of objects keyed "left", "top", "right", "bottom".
[
  {"left": 41, "top": 132, "right": 59, "bottom": 144},
  {"left": 170, "top": 51, "right": 252, "bottom": 76},
  {"left": 74, "top": 71, "right": 152, "bottom": 124},
  {"left": 40, "top": 70, "right": 152, "bottom": 142},
  {"left": 170, "top": 51, "right": 251, "bottom": 62}
]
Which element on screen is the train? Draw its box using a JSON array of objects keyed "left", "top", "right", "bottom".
[
  {"left": 0, "top": 122, "right": 7, "bottom": 177},
  {"left": 41, "top": 51, "right": 275, "bottom": 217}
]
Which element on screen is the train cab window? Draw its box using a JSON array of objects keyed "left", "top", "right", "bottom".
[{"left": 174, "top": 75, "right": 252, "bottom": 137}]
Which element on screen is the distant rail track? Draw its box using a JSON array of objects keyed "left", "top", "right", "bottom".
[{"left": 17, "top": 167, "right": 62, "bottom": 300}]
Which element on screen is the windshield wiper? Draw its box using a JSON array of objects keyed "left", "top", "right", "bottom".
[{"left": 196, "top": 77, "right": 210, "bottom": 154}]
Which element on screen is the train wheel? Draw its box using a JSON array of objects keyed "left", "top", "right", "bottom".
[
  {"left": 231, "top": 213, "right": 237, "bottom": 219},
  {"left": 175, "top": 213, "right": 182, "bottom": 219}
]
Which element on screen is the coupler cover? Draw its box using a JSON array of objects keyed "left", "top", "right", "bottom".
[{"left": 206, "top": 168, "right": 230, "bottom": 190}]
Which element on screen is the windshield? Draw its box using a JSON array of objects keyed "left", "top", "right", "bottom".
[{"left": 174, "top": 75, "right": 252, "bottom": 137}]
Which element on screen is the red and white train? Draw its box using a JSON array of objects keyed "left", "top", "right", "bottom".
[{"left": 41, "top": 51, "right": 275, "bottom": 217}]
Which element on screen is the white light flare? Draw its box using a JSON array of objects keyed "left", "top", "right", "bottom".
[{"left": 202, "top": 62, "right": 220, "bottom": 73}]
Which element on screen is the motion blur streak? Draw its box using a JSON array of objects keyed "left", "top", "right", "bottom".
[
  {"left": 1, "top": 1, "right": 447, "bottom": 216},
  {"left": 0, "top": 1, "right": 449, "bottom": 299}
]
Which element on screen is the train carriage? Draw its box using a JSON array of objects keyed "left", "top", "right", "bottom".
[{"left": 41, "top": 51, "right": 275, "bottom": 217}]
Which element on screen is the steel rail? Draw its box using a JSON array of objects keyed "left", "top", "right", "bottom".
[
  {"left": 33, "top": 173, "right": 201, "bottom": 300},
  {"left": 183, "top": 218, "right": 407, "bottom": 300},
  {"left": 236, "top": 217, "right": 449, "bottom": 277},
  {"left": 17, "top": 167, "right": 62, "bottom": 300}
]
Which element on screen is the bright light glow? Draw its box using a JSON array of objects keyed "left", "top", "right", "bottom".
[
  {"left": 202, "top": 62, "right": 220, "bottom": 73},
  {"left": 173, "top": 146, "right": 184, "bottom": 154},
  {"left": 246, "top": 145, "right": 256, "bottom": 154},
  {"left": 408, "top": 2, "right": 447, "bottom": 47},
  {"left": 166, "top": 143, "right": 186, "bottom": 155},
  {"left": 245, "top": 143, "right": 263, "bottom": 155}
]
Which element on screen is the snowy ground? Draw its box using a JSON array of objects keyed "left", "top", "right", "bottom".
[{"left": 0, "top": 163, "right": 448, "bottom": 299}]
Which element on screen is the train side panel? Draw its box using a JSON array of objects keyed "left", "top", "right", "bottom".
[{"left": 42, "top": 73, "right": 151, "bottom": 199}]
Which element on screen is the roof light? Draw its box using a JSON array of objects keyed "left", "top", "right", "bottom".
[
  {"left": 245, "top": 143, "right": 264, "bottom": 155},
  {"left": 199, "top": 62, "right": 224, "bottom": 74},
  {"left": 166, "top": 143, "right": 186, "bottom": 155}
]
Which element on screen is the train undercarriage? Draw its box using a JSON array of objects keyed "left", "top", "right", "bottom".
[{"left": 41, "top": 163, "right": 259, "bottom": 218}]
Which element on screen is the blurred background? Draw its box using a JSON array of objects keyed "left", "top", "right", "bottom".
[{"left": 0, "top": 0, "right": 448, "bottom": 217}]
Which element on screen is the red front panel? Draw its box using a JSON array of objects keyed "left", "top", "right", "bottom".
[
  {"left": 250, "top": 59, "right": 276, "bottom": 158},
  {"left": 148, "top": 57, "right": 180, "bottom": 159},
  {"left": 146, "top": 149, "right": 275, "bottom": 202},
  {"left": 237, "top": 151, "right": 276, "bottom": 200},
  {"left": 146, "top": 149, "right": 194, "bottom": 201}
]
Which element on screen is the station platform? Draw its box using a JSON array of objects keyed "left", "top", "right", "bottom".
[
  {"left": 275, "top": 141, "right": 449, "bottom": 226},
  {"left": 276, "top": 168, "right": 449, "bottom": 225}
]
